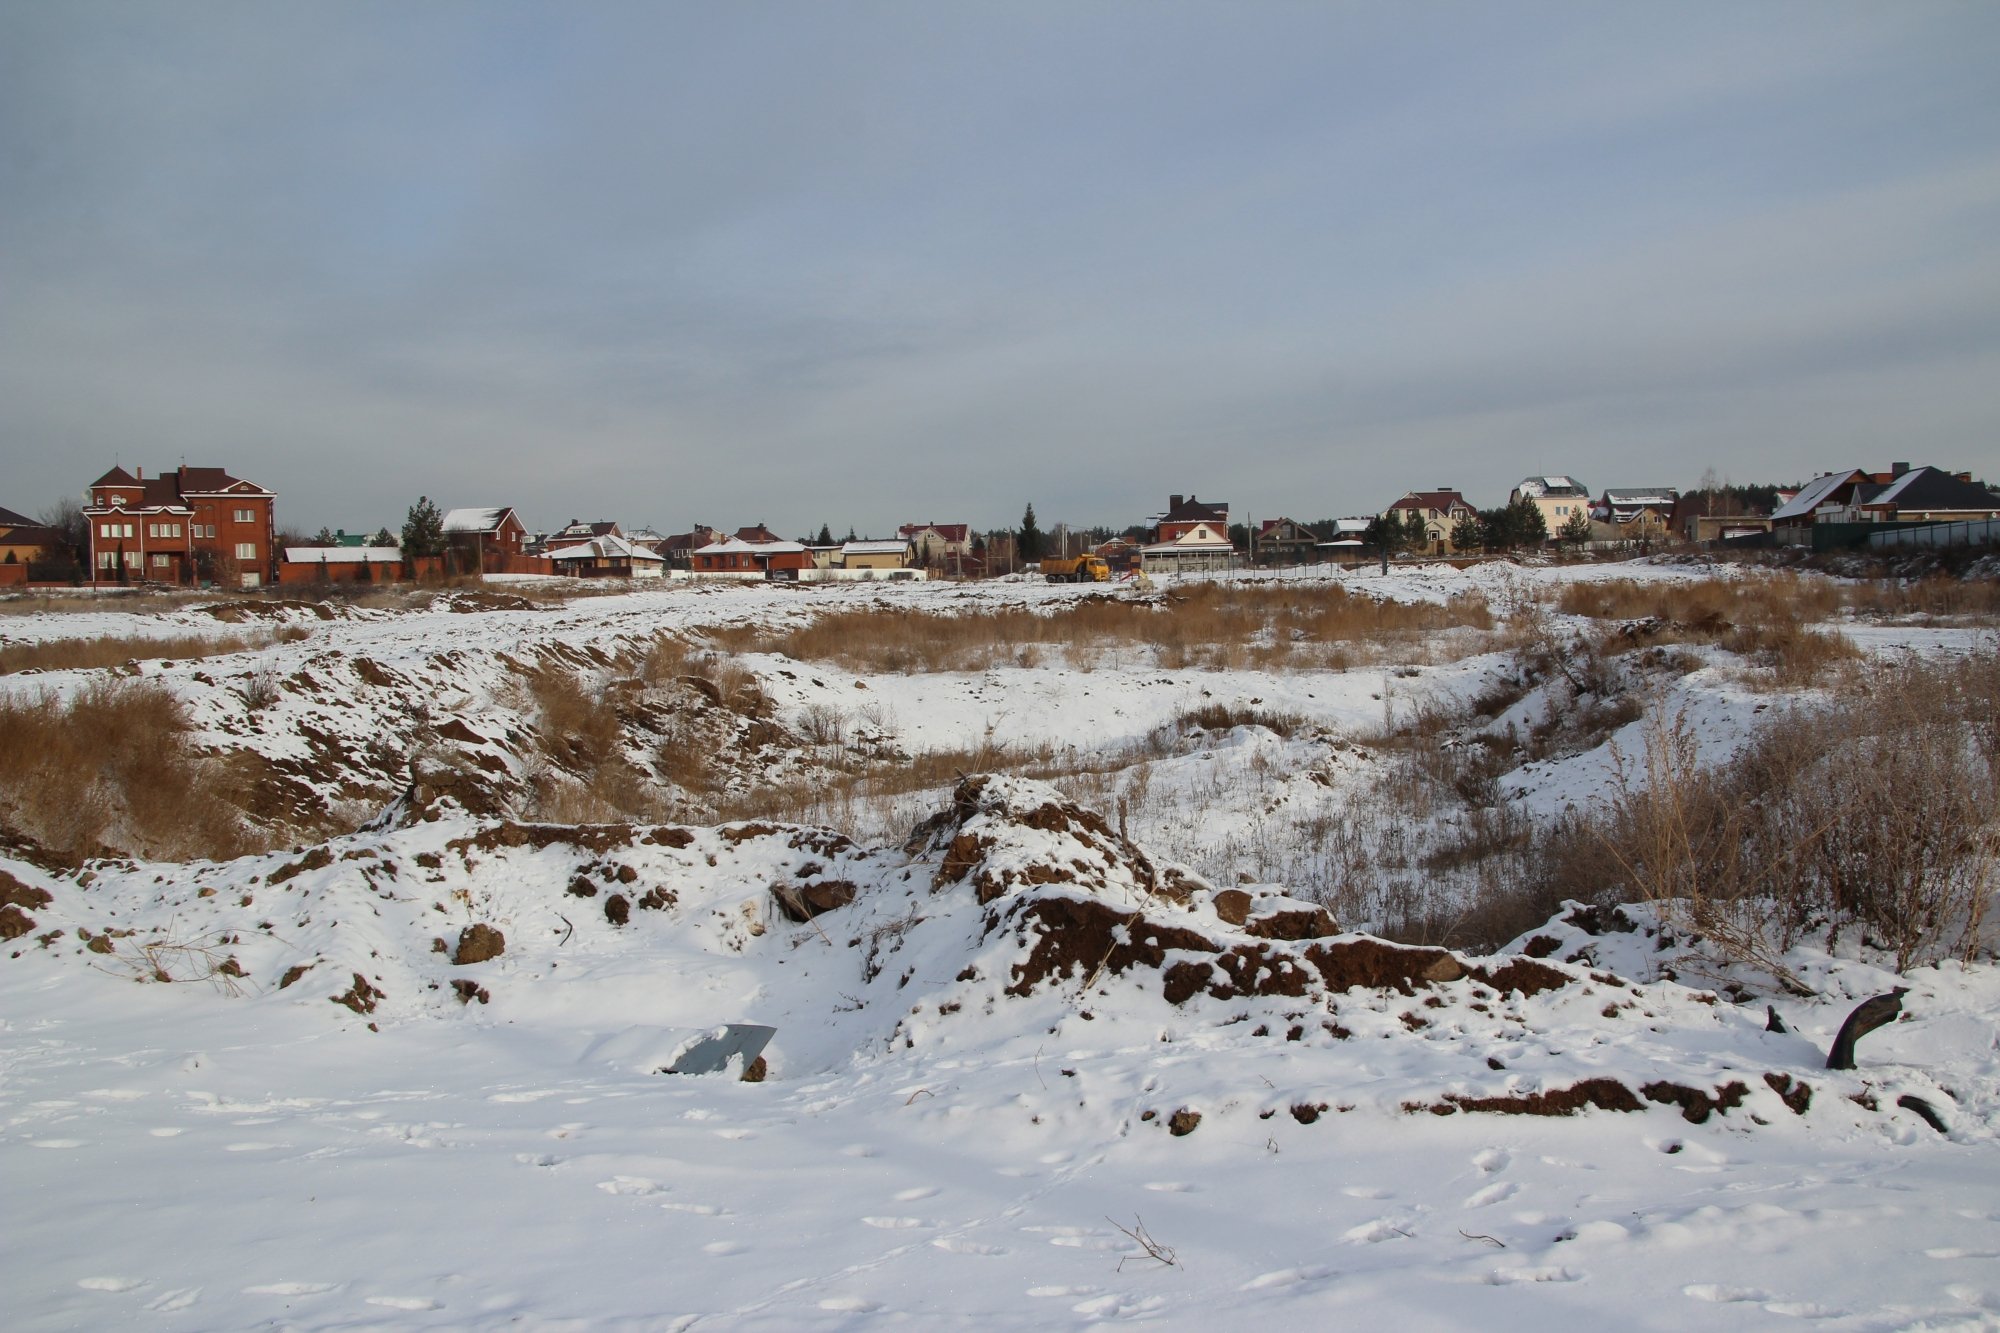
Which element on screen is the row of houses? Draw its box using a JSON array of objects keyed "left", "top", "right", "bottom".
[{"left": 11, "top": 460, "right": 1995, "bottom": 592}]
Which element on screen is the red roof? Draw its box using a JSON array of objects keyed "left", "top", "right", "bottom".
[
  {"left": 1389, "top": 490, "right": 1474, "bottom": 514},
  {"left": 898, "top": 522, "right": 969, "bottom": 542}
]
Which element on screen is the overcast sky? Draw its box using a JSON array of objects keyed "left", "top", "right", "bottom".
[{"left": 3, "top": 2, "right": 1997, "bottom": 538}]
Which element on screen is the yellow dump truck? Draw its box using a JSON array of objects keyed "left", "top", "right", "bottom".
[{"left": 1039, "top": 554, "right": 1111, "bottom": 583}]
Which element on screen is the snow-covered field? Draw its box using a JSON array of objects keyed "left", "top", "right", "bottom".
[{"left": 5, "top": 563, "right": 1999, "bottom": 1330}]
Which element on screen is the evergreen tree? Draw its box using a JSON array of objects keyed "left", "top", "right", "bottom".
[
  {"left": 815, "top": 523, "right": 833, "bottom": 546},
  {"left": 402, "top": 496, "right": 446, "bottom": 558},
  {"left": 1019, "top": 503, "right": 1044, "bottom": 563},
  {"left": 370, "top": 527, "right": 395, "bottom": 548},
  {"left": 1512, "top": 496, "right": 1549, "bottom": 547},
  {"left": 312, "top": 526, "right": 337, "bottom": 546},
  {"left": 1559, "top": 507, "right": 1592, "bottom": 551},
  {"left": 1450, "top": 509, "right": 1484, "bottom": 553},
  {"left": 1400, "top": 508, "right": 1428, "bottom": 552}
]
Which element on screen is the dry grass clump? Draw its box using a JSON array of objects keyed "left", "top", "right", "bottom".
[
  {"left": 0, "top": 630, "right": 304, "bottom": 676},
  {"left": 1564, "top": 575, "right": 1859, "bottom": 687},
  {"left": 713, "top": 583, "right": 1495, "bottom": 675},
  {"left": 0, "top": 680, "right": 265, "bottom": 864},
  {"left": 1556, "top": 652, "right": 1999, "bottom": 977},
  {"left": 528, "top": 668, "right": 624, "bottom": 774}
]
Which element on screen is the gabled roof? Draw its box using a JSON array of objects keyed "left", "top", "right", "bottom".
[
  {"left": 91, "top": 466, "right": 140, "bottom": 488},
  {"left": 734, "top": 524, "right": 784, "bottom": 544},
  {"left": 1772, "top": 470, "right": 1869, "bottom": 522},
  {"left": 173, "top": 466, "right": 270, "bottom": 496},
  {"left": 1514, "top": 475, "right": 1587, "bottom": 498},
  {"left": 1390, "top": 490, "right": 1475, "bottom": 514},
  {"left": 1258, "top": 517, "right": 1312, "bottom": 536},
  {"left": 546, "top": 535, "right": 664, "bottom": 564},
  {"left": 442, "top": 507, "right": 517, "bottom": 534},
  {"left": 898, "top": 522, "right": 970, "bottom": 542},
  {"left": 1141, "top": 523, "right": 1233, "bottom": 552},
  {"left": 1601, "top": 488, "right": 1678, "bottom": 505},
  {"left": 695, "top": 538, "right": 807, "bottom": 555},
  {"left": 1864, "top": 466, "right": 2000, "bottom": 513},
  {"left": 0, "top": 505, "right": 37, "bottom": 528},
  {"left": 1161, "top": 495, "right": 1229, "bottom": 524}
]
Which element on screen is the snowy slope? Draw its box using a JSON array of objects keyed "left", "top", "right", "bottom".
[{"left": 7, "top": 772, "right": 2000, "bottom": 1330}]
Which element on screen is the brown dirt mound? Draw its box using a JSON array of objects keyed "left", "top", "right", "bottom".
[
  {"left": 453, "top": 924, "right": 506, "bottom": 965},
  {"left": 1434, "top": 1078, "right": 1646, "bottom": 1117},
  {"left": 1642, "top": 1080, "right": 1749, "bottom": 1124}
]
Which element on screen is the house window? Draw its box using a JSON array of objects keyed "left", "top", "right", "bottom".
[
  {"left": 196, "top": 524, "right": 216, "bottom": 538},
  {"left": 148, "top": 523, "right": 183, "bottom": 539},
  {"left": 235, "top": 542, "right": 257, "bottom": 560},
  {"left": 151, "top": 553, "right": 170, "bottom": 568},
  {"left": 233, "top": 508, "right": 256, "bottom": 523},
  {"left": 97, "top": 551, "right": 120, "bottom": 570},
  {"left": 100, "top": 522, "right": 135, "bottom": 539}
]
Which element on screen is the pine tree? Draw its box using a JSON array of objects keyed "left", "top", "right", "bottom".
[
  {"left": 1018, "top": 503, "right": 1044, "bottom": 563},
  {"left": 1400, "top": 508, "right": 1428, "bottom": 552},
  {"left": 402, "top": 497, "right": 446, "bottom": 558},
  {"left": 1512, "top": 496, "right": 1549, "bottom": 547},
  {"left": 1559, "top": 506, "right": 1592, "bottom": 551},
  {"left": 816, "top": 523, "right": 833, "bottom": 546},
  {"left": 371, "top": 527, "right": 395, "bottom": 548},
  {"left": 1450, "top": 509, "right": 1484, "bottom": 553}
]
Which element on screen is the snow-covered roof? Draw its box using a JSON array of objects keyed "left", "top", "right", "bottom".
[
  {"left": 842, "top": 540, "right": 911, "bottom": 555},
  {"left": 1514, "top": 475, "right": 1587, "bottom": 498},
  {"left": 442, "top": 507, "right": 512, "bottom": 533},
  {"left": 546, "top": 535, "right": 664, "bottom": 563},
  {"left": 1601, "top": 488, "right": 1678, "bottom": 505},
  {"left": 694, "top": 538, "right": 807, "bottom": 555},
  {"left": 282, "top": 546, "right": 402, "bottom": 564},
  {"left": 1771, "top": 471, "right": 1864, "bottom": 522}
]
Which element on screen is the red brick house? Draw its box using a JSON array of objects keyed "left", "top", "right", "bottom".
[
  {"left": 442, "top": 507, "right": 528, "bottom": 573},
  {"left": 1156, "top": 494, "right": 1229, "bottom": 542},
  {"left": 86, "top": 465, "right": 277, "bottom": 588},
  {"left": 692, "top": 538, "right": 812, "bottom": 579}
]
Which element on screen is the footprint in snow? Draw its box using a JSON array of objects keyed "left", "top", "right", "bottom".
[
  {"left": 243, "top": 1282, "right": 340, "bottom": 1295},
  {"left": 514, "top": 1153, "right": 563, "bottom": 1168},
  {"left": 1472, "top": 1148, "right": 1510, "bottom": 1173},
  {"left": 862, "top": 1216, "right": 931, "bottom": 1229},
  {"left": 1240, "top": 1266, "right": 1335, "bottom": 1291},
  {"left": 1463, "top": 1181, "right": 1518, "bottom": 1209},
  {"left": 1763, "top": 1301, "right": 1849, "bottom": 1318},
  {"left": 77, "top": 1277, "right": 147, "bottom": 1293},
  {"left": 1072, "top": 1293, "right": 1167, "bottom": 1318},
  {"left": 147, "top": 1128, "right": 184, "bottom": 1137},
  {"left": 840, "top": 1144, "right": 880, "bottom": 1158},
  {"left": 818, "top": 1297, "right": 881, "bottom": 1312},
  {"left": 1341, "top": 1185, "right": 1392, "bottom": 1199},
  {"left": 894, "top": 1186, "right": 939, "bottom": 1201},
  {"left": 931, "top": 1238, "right": 1007, "bottom": 1256},
  {"left": 1027, "top": 1286, "right": 1096, "bottom": 1298},
  {"left": 30, "top": 1139, "right": 85, "bottom": 1148},
  {"left": 659, "top": 1202, "right": 726, "bottom": 1216},
  {"left": 1685, "top": 1284, "right": 1772, "bottom": 1303},
  {"left": 702, "top": 1241, "right": 746, "bottom": 1256},
  {"left": 1143, "top": 1181, "right": 1196, "bottom": 1193},
  {"left": 146, "top": 1288, "right": 200, "bottom": 1311},
  {"left": 365, "top": 1296, "right": 441, "bottom": 1310},
  {"left": 1487, "top": 1267, "right": 1579, "bottom": 1285},
  {"left": 597, "top": 1176, "right": 667, "bottom": 1196}
]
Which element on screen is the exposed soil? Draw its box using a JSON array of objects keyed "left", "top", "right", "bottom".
[
  {"left": 1436, "top": 1078, "right": 1646, "bottom": 1116},
  {"left": 330, "top": 973, "right": 384, "bottom": 1015},
  {"left": 1641, "top": 1080, "right": 1750, "bottom": 1124},
  {"left": 453, "top": 924, "right": 506, "bottom": 965}
]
